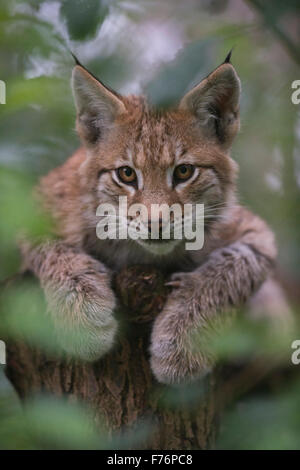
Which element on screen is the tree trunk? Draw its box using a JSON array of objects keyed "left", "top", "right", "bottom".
[{"left": 3, "top": 268, "right": 221, "bottom": 450}]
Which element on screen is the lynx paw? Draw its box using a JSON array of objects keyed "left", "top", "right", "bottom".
[
  {"left": 46, "top": 271, "right": 118, "bottom": 361},
  {"left": 150, "top": 294, "right": 214, "bottom": 385},
  {"left": 150, "top": 339, "right": 213, "bottom": 385}
]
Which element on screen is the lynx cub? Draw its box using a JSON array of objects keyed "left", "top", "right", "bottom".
[{"left": 21, "top": 53, "right": 289, "bottom": 384}]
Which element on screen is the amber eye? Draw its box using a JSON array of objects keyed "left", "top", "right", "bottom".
[
  {"left": 174, "top": 164, "right": 195, "bottom": 183},
  {"left": 117, "top": 166, "right": 137, "bottom": 184}
]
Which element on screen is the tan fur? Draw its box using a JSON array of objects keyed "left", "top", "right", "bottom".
[{"left": 20, "top": 60, "right": 290, "bottom": 384}]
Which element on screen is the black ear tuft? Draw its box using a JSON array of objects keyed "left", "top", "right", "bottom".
[
  {"left": 70, "top": 51, "right": 83, "bottom": 67},
  {"left": 224, "top": 48, "right": 234, "bottom": 64},
  {"left": 70, "top": 51, "right": 122, "bottom": 99}
]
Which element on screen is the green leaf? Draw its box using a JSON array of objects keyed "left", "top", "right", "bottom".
[{"left": 60, "top": 0, "right": 108, "bottom": 41}]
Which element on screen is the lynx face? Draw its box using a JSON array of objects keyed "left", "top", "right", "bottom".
[{"left": 72, "top": 56, "right": 240, "bottom": 255}]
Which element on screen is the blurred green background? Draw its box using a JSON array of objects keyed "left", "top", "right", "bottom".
[{"left": 0, "top": 0, "right": 299, "bottom": 449}]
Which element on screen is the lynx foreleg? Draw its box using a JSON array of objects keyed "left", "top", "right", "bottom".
[
  {"left": 150, "top": 240, "right": 274, "bottom": 384},
  {"left": 20, "top": 240, "right": 118, "bottom": 361}
]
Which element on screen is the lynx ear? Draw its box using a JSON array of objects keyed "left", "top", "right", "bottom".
[
  {"left": 179, "top": 60, "right": 241, "bottom": 149},
  {"left": 72, "top": 65, "right": 126, "bottom": 145}
]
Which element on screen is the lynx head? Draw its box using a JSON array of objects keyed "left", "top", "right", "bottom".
[{"left": 72, "top": 54, "right": 240, "bottom": 255}]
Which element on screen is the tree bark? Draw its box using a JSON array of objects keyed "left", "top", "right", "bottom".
[{"left": 2, "top": 267, "right": 221, "bottom": 450}]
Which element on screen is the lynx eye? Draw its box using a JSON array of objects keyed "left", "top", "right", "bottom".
[
  {"left": 174, "top": 164, "right": 195, "bottom": 183},
  {"left": 117, "top": 166, "right": 137, "bottom": 184}
]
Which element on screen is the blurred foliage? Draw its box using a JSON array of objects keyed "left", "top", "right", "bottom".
[
  {"left": 0, "top": 0, "right": 299, "bottom": 450},
  {"left": 61, "top": 0, "right": 108, "bottom": 41},
  {"left": 0, "top": 391, "right": 102, "bottom": 450},
  {"left": 217, "top": 378, "right": 300, "bottom": 450},
  {"left": 0, "top": 168, "right": 53, "bottom": 277},
  {"left": 0, "top": 276, "right": 58, "bottom": 353},
  {"left": 0, "top": 386, "right": 153, "bottom": 449}
]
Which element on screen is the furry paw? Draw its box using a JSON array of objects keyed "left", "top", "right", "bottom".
[
  {"left": 46, "top": 270, "right": 118, "bottom": 361},
  {"left": 150, "top": 339, "right": 213, "bottom": 385},
  {"left": 150, "top": 292, "right": 214, "bottom": 385}
]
